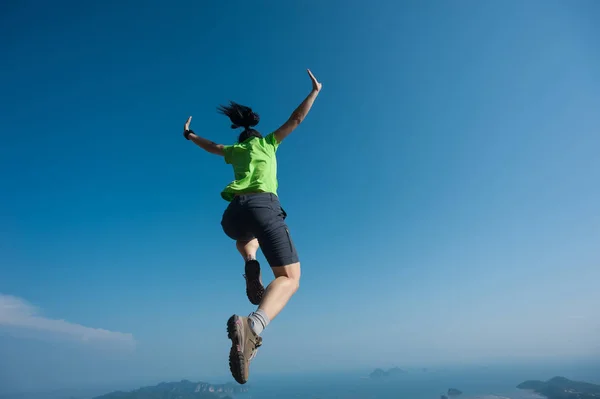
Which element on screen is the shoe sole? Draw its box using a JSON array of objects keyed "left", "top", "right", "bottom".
[
  {"left": 226, "top": 315, "right": 247, "bottom": 385},
  {"left": 245, "top": 260, "right": 264, "bottom": 306}
]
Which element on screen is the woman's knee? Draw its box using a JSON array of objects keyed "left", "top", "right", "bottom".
[
  {"left": 291, "top": 277, "right": 300, "bottom": 293},
  {"left": 282, "top": 275, "right": 300, "bottom": 295},
  {"left": 273, "top": 262, "right": 301, "bottom": 292}
]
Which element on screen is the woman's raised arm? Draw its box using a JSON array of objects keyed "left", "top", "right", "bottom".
[{"left": 273, "top": 69, "right": 322, "bottom": 143}]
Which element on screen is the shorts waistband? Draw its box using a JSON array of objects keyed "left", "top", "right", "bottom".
[{"left": 233, "top": 192, "right": 277, "bottom": 201}]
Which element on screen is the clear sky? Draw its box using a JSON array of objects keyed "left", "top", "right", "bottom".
[{"left": 1, "top": 0, "right": 600, "bottom": 394}]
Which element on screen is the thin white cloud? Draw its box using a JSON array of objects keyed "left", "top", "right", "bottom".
[{"left": 0, "top": 293, "right": 135, "bottom": 345}]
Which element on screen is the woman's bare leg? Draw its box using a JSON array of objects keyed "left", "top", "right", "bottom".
[
  {"left": 236, "top": 239, "right": 259, "bottom": 261},
  {"left": 257, "top": 262, "right": 301, "bottom": 321},
  {"left": 236, "top": 239, "right": 264, "bottom": 305}
]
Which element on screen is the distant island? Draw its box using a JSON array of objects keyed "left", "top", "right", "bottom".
[
  {"left": 517, "top": 376, "right": 600, "bottom": 399},
  {"left": 441, "top": 388, "right": 463, "bottom": 399},
  {"left": 369, "top": 367, "right": 407, "bottom": 379},
  {"left": 93, "top": 380, "right": 248, "bottom": 399}
]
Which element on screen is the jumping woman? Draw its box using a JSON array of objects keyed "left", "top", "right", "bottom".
[{"left": 182, "top": 69, "right": 322, "bottom": 384}]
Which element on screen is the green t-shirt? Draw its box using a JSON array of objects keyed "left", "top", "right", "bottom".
[{"left": 221, "top": 132, "right": 280, "bottom": 201}]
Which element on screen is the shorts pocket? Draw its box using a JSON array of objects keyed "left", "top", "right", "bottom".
[
  {"left": 269, "top": 202, "right": 287, "bottom": 220},
  {"left": 284, "top": 227, "right": 294, "bottom": 253}
]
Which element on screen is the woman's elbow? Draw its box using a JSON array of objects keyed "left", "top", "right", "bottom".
[{"left": 290, "top": 114, "right": 303, "bottom": 126}]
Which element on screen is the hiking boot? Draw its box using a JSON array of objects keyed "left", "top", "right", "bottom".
[
  {"left": 226, "top": 314, "right": 262, "bottom": 384},
  {"left": 243, "top": 260, "right": 264, "bottom": 305}
]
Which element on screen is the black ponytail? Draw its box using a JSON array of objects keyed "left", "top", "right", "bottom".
[{"left": 217, "top": 101, "right": 263, "bottom": 143}]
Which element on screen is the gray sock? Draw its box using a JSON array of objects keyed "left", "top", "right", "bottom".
[{"left": 248, "top": 309, "right": 270, "bottom": 336}]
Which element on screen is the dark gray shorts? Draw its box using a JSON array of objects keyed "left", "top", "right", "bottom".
[{"left": 221, "top": 192, "right": 299, "bottom": 267}]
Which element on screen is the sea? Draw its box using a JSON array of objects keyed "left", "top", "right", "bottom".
[
  {"left": 230, "top": 361, "right": 600, "bottom": 399},
  {"left": 1, "top": 360, "right": 598, "bottom": 399}
]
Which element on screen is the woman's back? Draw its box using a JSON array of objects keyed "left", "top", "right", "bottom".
[{"left": 221, "top": 133, "right": 280, "bottom": 201}]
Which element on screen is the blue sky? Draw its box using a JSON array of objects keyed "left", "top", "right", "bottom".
[{"left": 1, "top": 0, "right": 600, "bottom": 393}]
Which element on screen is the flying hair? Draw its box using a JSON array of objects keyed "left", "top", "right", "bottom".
[
  {"left": 217, "top": 101, "right": 263, "bottom": 143},
  {"left": 217, "top": 101, "right": 260, "bottom": 130}
]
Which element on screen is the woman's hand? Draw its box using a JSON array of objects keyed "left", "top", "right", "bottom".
[
  {"left": 183, "top": 116, "right": 193, "bottom": 140},
  {"left": 182, "top": 115, "right": 225, "bottom": 155},
  {"left": 307, "top": 69, "right": 322, "bottom": 93}
]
